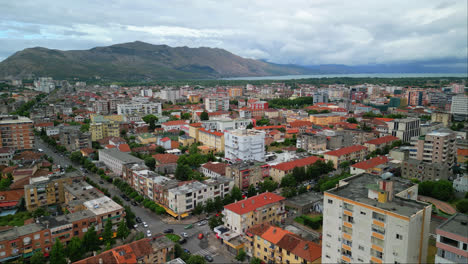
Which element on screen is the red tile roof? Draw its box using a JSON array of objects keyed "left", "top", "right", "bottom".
[
  {"left": 105, "top": 144, "right": 116, "bottom": 149},
  {"left": 365, "top": 135, "right": 399, "bottom": 146},
  {"left": 254, "top": 125, "right": 285, "bottom": 130},
  {"left": 189, "top": 122, "right": 203, "bottom": 127},
  {"left": 375, "top": 117, "right": 394, "bottom": 122},
  {"left": 324, "top": 145, "right": 368, "bottom": 157},
  {"left": 199, "top": 127, "right": 224, "bottom": 137},
  {"left": 202, "top": 162, "right": 227, "bottom": 176},
  {"left": 162, "top": 120, "right": 188, "bottom": 126},
  {"left": 152, "top": 154, "right": 179, "bottom": 164},
  {"left": 458, "top": 149, "right": 468, "bottom": 156},
  {"left": 289, "top": 120, "right": 312, "bottom": 128},
  {"left": 160, "top": 137, "right": 171, "bottom": 142},
  {"left": 118, "top": 144, "right": 131, "bottom": 152},
  {"left": 171, "top": 141, "right": 180, "bottom": 149},
  {"left": 271, "top": 156, "right": 323, "bottom": 172},
  {"left": 351, "top": 156, "right": 388, "bottom": 170},
  {"left": 224, "top": 192, "right": 285, "bottom": 215}
]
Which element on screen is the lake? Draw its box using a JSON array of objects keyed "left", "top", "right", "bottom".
[{"left": 222, "top": 73, "right": 468, "bottom": 80}]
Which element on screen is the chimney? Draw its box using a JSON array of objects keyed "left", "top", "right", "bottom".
[
  {"left": 378, "top": 180, "right": 394, "bottom": 202},
  {"left": 273, "top": 229, "right": 276, "bottom": 234}
]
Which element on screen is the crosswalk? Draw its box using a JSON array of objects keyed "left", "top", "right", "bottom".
[{"left": 194, "top": 247, "right": 218, "bottom": 257}]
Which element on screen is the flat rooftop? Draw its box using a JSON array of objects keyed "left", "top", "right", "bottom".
[
  {"left": 99, "top": 148, "right": 143, "bottom": 164},
  {"left": 226, "top": 129, "right": 265, "bottom": 137},
  {"left": 437, "top": 213, "right": 468, "bottom": 236},
  {"left": 83, "top": 196, "right": 123, "bottom": 215},
  {"left": 286, "top": 191, "right": 323, "bottom": 206},
  {"left": 326, "top": 173, "right": 428, "bottom": 218},
  {"left": 170, "top": 181, "right": 206, "bottom": 195},
  {"left": 0, "top": 115, "right": 33, "bottom": 124}
]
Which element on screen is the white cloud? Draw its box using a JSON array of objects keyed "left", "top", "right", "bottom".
[{"left": 0, "top": 0, "right": 466, "bottom": 65}]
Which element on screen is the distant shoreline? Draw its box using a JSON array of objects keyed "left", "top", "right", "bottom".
[{"left": 222, "top": 73, "right": 468, "bottom": 80}]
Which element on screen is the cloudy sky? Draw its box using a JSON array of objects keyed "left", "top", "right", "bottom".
[{"left": 0, "top": 0, "right": 466, "bottom": 66}]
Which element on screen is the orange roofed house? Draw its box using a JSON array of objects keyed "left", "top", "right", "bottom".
[
  {"left": 73, "top": 235, "right": 175, "bottom": 264},
  {"left": 350, "top": 156, "right": 389, "bottom": 175},
  {"left": 324, "top": 145, "right": 368, "bottom": 169},
  {"left": 223, "top": 192, "right": 286, "bottom": 234},
  {"left": 270, "top": 156, "right": 323, "bottom": 183},
  {"left": 364, "top": 135, "right": 400, "bottom": 152},
  {"left": 245, "top": 223, "right": 321, "bottom": 264}
]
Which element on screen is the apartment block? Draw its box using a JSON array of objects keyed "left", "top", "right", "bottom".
[
  {"left": 59, "top": 126, "right": 91, "bottom": 152},
  {"left": 117, "top": 102, "right": 162, "bottom": 116},
  {"left": 245, "top": 223, "right": 321, "bottom": 264},
  {"left": 99, "top": 148, "right": 144, "bottom": 176},
  {"left": 435, "top": 213, "right": 468, "bottom": 263},
  {"left": 225, "top": 161, "right": 270, "bottom": 190},
  {"left": 204, "top": 96, "right": 229, "bottom": 112},
  {"left": 270, "top": 156, "right": 323, "bottom": 183},
  {"left": 309, "top": 113, "right": 342, "bottom": 126},
  {"left": 296, "top": 133, "right": 327, "bottom": 152},
  {"left": 198, "top": 127, "right": 225, "bottom": 152},
  {"left": 409, "top": 129, "right": 457, "bottom": 167},
  {"left": 93, "top": 100, "right": 110, "bottom": 114},
  {"left": 364, "top": 135, "right": 400, "bottom": 152},
  {"left": 450, "top": 95, "right": 468, "bottom": 121},
  {"left": 386, "top": 118, "right": 420, "bottom": 142},
  {"left": 431, "top": 111, "right": 451, "bottom": 127},
  {"left": 90, "top": 120, "right": 120, "bottom": 141},
  {"left": 401, "top": 159, "right": 451, "bottom": 181},
  {"left": 160, "top": 89, "right": 181, "bottom": 102},
  {"left": 223, "top": 192, "right": 286, "bottom": 234},
  {"left": 229, "top": 87, "right": 243, "bottom": 97},
  {"left": 0, "top": 115, "right": 34, "bottom": 150},
  {"left": 224, "top": 129, "right": 265, "bottom": 162},
  {"left": 201, "top": 118, "right": 252, "bottom": 132},
  {"left": 322, "top": 173, "right": 431, "bottom": 264},
  {"left": 324, "top": 145, "right": 368, "bottom": 169}
]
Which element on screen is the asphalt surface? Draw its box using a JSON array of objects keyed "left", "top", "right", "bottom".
[{"left": 35, "top": 136, "right": 232, "bottom": 263}]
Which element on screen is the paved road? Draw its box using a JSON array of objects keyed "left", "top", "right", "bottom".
[
  {"left": 35, "top": 137, "right": 232, "bottom": 263},
  {"left": 418, "top": 195, "right": 456, "bottom": 214}
]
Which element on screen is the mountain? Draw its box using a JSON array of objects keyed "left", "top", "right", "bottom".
[{"left": 0, "top": 41, "right": 311, "bottom": 80}]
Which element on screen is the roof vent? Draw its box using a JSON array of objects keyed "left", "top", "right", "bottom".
[{"left": 304, "top": 244, "right": 309, "bottom": 250}]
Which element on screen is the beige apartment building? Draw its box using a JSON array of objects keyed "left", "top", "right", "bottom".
[{"left": 409, "top": 129, "right": 457, "bottom": 167}]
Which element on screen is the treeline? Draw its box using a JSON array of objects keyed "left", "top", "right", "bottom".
[{"left": 268, "top": 96, "right": 314, "bottom": 109}]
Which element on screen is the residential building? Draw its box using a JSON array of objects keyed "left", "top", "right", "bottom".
[
  {"left": 401, "top": 159, "right": 452, "bottom": 181},
  {"left": 322, "top": 173, "right": 431, "bottom": 264},
  {"left": 409, "top": 129, "right": 457, "bottom": 167},
  {"left": 225, "top": 161, "right": 270, "bottom": 190},
  {"left": 93, "top": 100, "right": 110, "bottom": 114},
  {"left": 457, "top": 149, "right": 468, "bottom": 164},
  {"left": 313, "top": 91, "right": 329, "bottom": 104},
  {"left": 453, "top": 175, "right": 468, "bottom": 193},
  {"left": 99, "top": 148, "right": 144, "bottom": 175},
  {"left": 0, "top": 190, "right": 24, "bottom": 214},
  {"left": 224, "top": 129, "right": 265, "bottom": 162},
  {"left": 386, "top": 118, "right": 420, "bottom": 142},
  {"left": 136, "top": 133, "right": 158, "bottom": 144},
  {"left": 364, "top": 135, "right": 400, "bottom": 152},
  {"left": 131, "top": 168, "right": 160, "bottom": 199},
  {"left": 201, "top": 119, "right": 252, "bottom": 132},
  {"left": 309, "top": 113, "right": 342, "bottom": 126},
  {"left": 223, "top": 192, "right": 286, "bottom": 234},
  {"left": 450, "top": 95, "right": 468, "bottom": 121},
  {"left": 117, "top": 102, "right": 162, "bottom": 116},
  {"left": 34, "top": 77, "right": 55, "bottom": 93},
  {"left": 296, "top": 133, "right": 327, "bottom": 152},
  {"left": 247, "top": 100, "right": 268, "bottom": 110},
  {"left": 324, "top": 145, "right": 368, "bottom": 169},
  {"left": 200, "top": 162, "right": 227, "bottom": 178},
  {"left": 153, "top": 154, "right": 179, "bottom": 174},
  {"left": 431, "top": 111, "right": 451, "bottom": 127},
  {"left": 161, "top": 89, "right": 181, "bottom": 102},
  {"left": 406, "top": 89, "right": 426, "bottom": 106},
  {"left": 178, "top": 134, "right": 195, "bottom": 147},
  {"left": 198, "top": 127, "right": 225, "bottom": 152},
  {"left": 0, "top": 147, "right": 14, "bottom": 165},
  {"left": 161, "top": 120, "right": 188, "bottom": 131},
  {"left": 244, "top": 223, "right": 321, "bottom": 264},
  {"left": 228, "top": 87, "right": 243, "bottom": 97},
  {"left": 24, "top": 172, "right": 83, "bottom": 211},
  {"left": 0, "top": 115, "right": 34, "bottom": 150},
  {"left": 350, "top": 156, "right": 389, "bottom": 175},
  {"left": 325, "top": 130, "right": 354, "bottom": 150},
  {"left": 74, "top": 236, "right": 175, "bottom": 264},
  {"left": 90, "top": 120, "right": 120, "bottom": 141},
  {"left": 205, "top": 96, "right": 229, "bottom": 112},
  {"left": 140, "top": 89, "right": 153, "bottom": 97},
  {"left": 434, "top": 213, "right": 468, "bottom": 264},
  {"left": 270, "top": 156, "right": 323, "bottom": 183},
  {"left": 59, "top": 126, "right": 91, "bottom": 152}
]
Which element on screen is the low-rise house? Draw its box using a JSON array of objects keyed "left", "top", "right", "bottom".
[
  {"left": 0, "top": 148, "right": 14, "bottom": 165},
  {"left": 178, "top": 134, "right": 195, "bottom": 147},
  {"left": 136, "top": 133, "right": 158, "bottom": 144},
  {"left": 270, "top": 156, "right": 322, "bottom": 183},
  {"left": 0, "top": 190, "right": 23, "bottom": 215},
  {"left": 363, "top": 135, "right": 400, "bottom": 152},
  {"left": 324, "top": 145, "right": 368, "bottom": 169},
  {"left": 225, "top": 161, "right": 270, "bottom": 190},
  {"left": 161, "top": 120, "right": 188, "bottom": 131},
  {"left": 200, "top": 162, "right": 227, "bottom": 178},
  {"left": 153, "top": 154, "right": 179, "bottom": 174},
  {"left": 350, "top": 156, "right": 389, "bottom": 175},
  {"left": 157, "top": 137, "right": 172, "bottom": 149}
]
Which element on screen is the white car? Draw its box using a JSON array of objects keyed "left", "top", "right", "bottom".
[
  {"left": 147, "top": 230, "right": 151, "bottom": 234},
  {"left": 147, "top": 232, "right": 152, "bottom": 237},
  {"left": 143, "top": 222, "right": 148, "bottom": 228},
  {"left": 133, "top": 224, "right": 138, "bottom": 228},
  {"left": 181, "top": 232, "right": 188, "bottom": 238}
]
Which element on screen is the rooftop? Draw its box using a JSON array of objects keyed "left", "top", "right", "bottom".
[
  {"left": 326, "top": 173, "right": 429, "bottom": 217},
  {"left": 437, "top": 213, "right": 468, "bottom": 236},
  {"left": 153, "top": 153, "right": 179, "bottom": 164},
  {"left": 271, "top": 156, "right": 322, "bottom": 172},
  {"left": 365, "top": 135, "right": 400, "bottom": 145},
  {"left": 170, "top": 181, "right": 207, "bottom": 195},
  {"left": 324, "top": 145, "right": 368, "bottom": 157},
  {"left": 99, "top": 148, "right": 143, "bottom": 164},
  {"left": 201, "top": 162, "right": 227, "bottom": 176},
  {"left": 199, "top": 127, "right": 224, "bottom": 137},
  {"left": 83, "top": 196, "right": 123, "bottom": 215},
  {"left": 0, "top": 115, "right": 33, "bottom": 124},
  {"left": 285, "top": 191, "right": 323, "bottom": 207},
  {"left": 226, "top": 129, "right": 265, "bottom": 137},
  {"left": 351, "top": 156, "right": 389, "bottom": 170},
  {"left": 224, "top": 192, "right": 285, "bottom": 215}
]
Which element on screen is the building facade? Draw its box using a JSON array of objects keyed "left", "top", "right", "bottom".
[
  {"left": 401, "top": 159, "right": 452, "bottom": 181},
  {"left": 434, "top": 213, "right": 468, "bottom": 264},
  {"left": 117, "top": 102, "right": 162, "bottom": 116},
  {"left": 386, "top": 118, "right": 420, "bottom": 142},
  {"left": 450, "top": 95, "right": 468, "bottom": 121},
  {"left": 98, "top": 148, "right": 144, "bottom": 175},
  {"left": 324, "top": 145, "right": 368, "bottom": 169},
  {"left": 0, "top": 115, "right": 34, "bottom": 150},
  {"left": 204, "top": 97, "right": 229, "bottom": 112},
  {"left": 224, "top": 129, "right": 265, "bottom": 162},
  {"left": 409, "top": 129, "right": 457, "bottom": 167}
]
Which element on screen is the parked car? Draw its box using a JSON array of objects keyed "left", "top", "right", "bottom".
[
  {"left": 183, "top": 249, "right": 191, "bottom": 254},
  {"left": 204, "top": 255, "right": 214, "bottom": 262},
  {"left": 184, "top": 224, "right": 193, "bottom": 229},
  {"left": 197, "top": 220, "right": 207, "bottom": 226},
  {"left": 143, "top": 222, "right": 148, "bottom": 228},
  {"left": 198, "top": 233, "right": 204, "bottom": 239},
  {"left": 164, "top": 228, "right": 174, "bottom": 234},
  {"left": 180, "top": 232, "right": 188, "bottom": 238},
  {"left": 179, "top": 238, "right": 187, "bottom": 244},
  {"left": 131, "top": 201, "right": 138, "bottom": 206},
  {"left": 133, "top": 223, "right": 138, "bottom": 228},
  {"left": 147, "top": 232, "right": 152, "bottom": 237},
  {"left": 99, "top": 180, "right": 104, "bottom": 184},
  {"left": 135, "top": 217, "right": 142, "bottom": 223}
]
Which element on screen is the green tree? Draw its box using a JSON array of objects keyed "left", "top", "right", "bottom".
[
  {"left": 142, "top": 114, "right": 158, "bottom": 130},
  {"left": 346, "top": 117, "right": 358, "bottom": 124},
  {"left": 456, "top": 199, "right": 468, "bottom": 213},
  {"left": 192, "top": 204, "right": 204, "bottom": 215},
  {"left": 208, "top": 214, "right": 223, "bottom": 229},
  {"left": 187, "top": 255, "right": 207, "bottom": 264},
  {"left": 259, "top": 178, "right": 278, "bottom": 193},
  {"left": 70, "top": 151, "right": 83, "bottom": 163},
  {"left": 66, "top": 236, "right": 83, "bottom": 262},
  {"left": 281, "top": 187, "right": 297, "bottom": 198},
  {"left": 175, "top": 164, "right": 192, "bottom": 181},
  {"left": 200, "top": 111, "right": 209, "bottom": 121},
  {"left": 102, "top": 219, "right": 114, "bottom": 245},
  {"left": 117, "top": 219, "right": 130, "bottom": 239},
  {"left": 50, "top": 238, "right": 67, "bottom": 264},
  {"left": 222, "top": 193, "right": 233, "bottom": 205},
  {"left": 281, "top": 174, "right": 296, "bottom": 187},
  {"left": 213, "top": 196, "right": 223, "bottom": 212},
  {"left": 246, "top": 123, "right": 254, "bottom": 129},
  {"left": 31, "top": 250, "right": 45, "bottom": 264},
  {"left": 83, "top": 225, "right": 100, "bottom": 252},
  {"left": 144, "top": 157, "right": 156, "bottom": 170},
  {"left": 250, "top": 257, "right": 262, "bottom": 264},
  {"left": 231, "top": 186, "right": 243, "bottom": 201},
  {"left": 236, "top": 249, "right": 247, "bottom": 261},
  {"left": 204, "top": 198, "right": 215, "bottom": 213},
  {"left": 247, "top": 184, "right": 257, "bottom": 197}
]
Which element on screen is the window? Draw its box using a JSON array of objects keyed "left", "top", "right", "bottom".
[
  {"left": 0, "top": 252, "right": 5, "bottom": 257},
  {"left": 358, "top": 245, "right": 364, "bottom": 250},
  {"left": 360, "top": 211, "right": 366, "bottom": 215},
  {"left": 34, "top": 234, "right": 40, "bottom": 240},
  {"left": 463, "top": 243, "right": 467, "bottom": 251},
  {"left": 264, "top": 248, "right": 267, "bottom": 252},
  {"left": 358, "top": 258, "right": 363, "bottom": 262},
  {"left": 396, "top": 234, "right": 403, "bottom": 240},
  {"left": 328, "top": 199, "right": 333, "bottom": 204},
  {"left": 295, "top": 255, "right": 298, "bottom": 260}
]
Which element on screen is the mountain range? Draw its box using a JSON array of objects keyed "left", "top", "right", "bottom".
[{"left": 0, "top": 41, "right": 465, "bottom": 80}]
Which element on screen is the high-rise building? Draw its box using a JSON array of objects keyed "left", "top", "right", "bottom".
[
  {"left": 409, "top": 129, "right": 457, "bottom": 167},
  {"left": 313, "top": 91, "right": 329, "bottom": 104},
  {"left": 90, "top": 120, "right": 120, "bottom": 141},
  {"left": 322, "top": 173, "right": 431, "bottom": 264},
  {"left": 450, "top": 95, "right": 468, "bottom": 121},
  {"left": 204, "top": 96, "right": 229, "bottom": 112},
  {"left": 406, "top": 89, "right": 426, "bottom": 106},
  {"left": 435, "top": 213, "right": 468, "bottom": 263},
  {"left": 0, "top": 115, "right": 34, "bottom": 150},
  {"left": 93, "top": 100, "right": 110, "bottom": 114},
  {"left": 34, "top": 77, "right": 55, "bottom": 93},
  {"left": 160, "top": 89, "right": 181, "bottom": 102},
  {"left": 386, "top": 118, "right": 420, "bottom": 142},
  {"left": 117, "top": 102, "right": 162, "bottom": 116},
  {"left": 224, "top": 129, "right": 265, "bottom": 162}
]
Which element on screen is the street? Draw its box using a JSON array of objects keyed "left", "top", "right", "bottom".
[{"left": 35, "top": 136, "right": 233, "bottom": 263}]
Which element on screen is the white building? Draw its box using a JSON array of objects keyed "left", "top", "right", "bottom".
[
  {"left": 98, "top": 148, "right": 144, "bottom": 175},
  {"left": 204, "top": 96, "right": 229, "bottom": 112},
  {"left": 167, "top": 177, "right": 233, "bottom": 215},
  {"left": 435, "top": 213, "right": 468, "bottom": 264},
  {"left": 453, "top": 175, "right": 468, "bottom": 193},
  {"left": 224, "top": 129, "right": 265, "bottom": 162},
  {"left": 34, "top": 77, "right": 55, "bottom": 93},
  {"left": 450, "top": 95, "right": 468, "bottom": 121},
  {"left": 161, "top": 89, "right": 181, "bottom": 102},
  {"left": 386, "top": 118, "right": 420, "bottom": 142},
  {"left": 140, "top": 89, "right": 153, "bottom": 97},
  {"left": 117, "top": 102, "right": 162, "bottom": 116},
  {"left": 322, "top": 173, "right": 431, "bottom": 264},
  {"left": 201, "top": 119, "right": 252, "bottom": 132}
]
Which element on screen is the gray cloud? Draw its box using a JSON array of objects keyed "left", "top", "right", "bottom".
[{"left": 0, "top": 0, "right": 466, "bottom": 65}]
